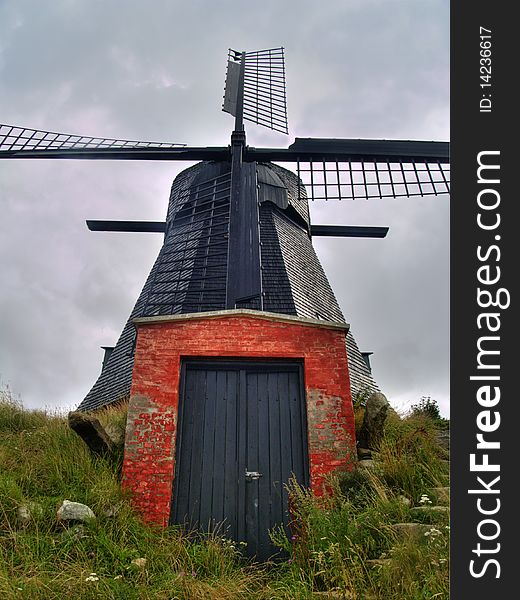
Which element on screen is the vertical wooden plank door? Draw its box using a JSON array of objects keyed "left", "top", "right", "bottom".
[{"left": 171, "top": 359, "right": 308, "bottom": 560}]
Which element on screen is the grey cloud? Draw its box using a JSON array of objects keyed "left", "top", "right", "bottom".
[{"left": 0, "top": 1, "right": 449, "bottom": 415}]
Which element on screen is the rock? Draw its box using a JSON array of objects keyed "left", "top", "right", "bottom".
[
  {"left": 131, "top": 557, "right": 147, "bottom": 568},
  {"left": 60, "top": 524, "right": 89, "bottom": 541},
  {"left": 398, "top": 495, "right": 411, "bottom": 507},
  {"left": 410, "top": 506, "right": 449, "bottom": 516},
  {"left": 104, "top": 423, "right": 125, "bottom": 447},
  {"left": 357, "top": 392, "right": 390, "bottom": 450},
  {"left": 392, "top": 523, "right": 433, "bottom": 540},
  {"left": 17, "top": 502, "right": 43, "bottom": 524},
  {"left": 357, "top": 447, "right": 372, "bottom": 460},
  {"left": 68, "top": 411, "right": 114, "bottom": 456},
  {"left": 57, "top": 500, "right": 95, "bottom": 522},
  {"left": 357, "top": 459, "right": 376, "bottom": 470}
]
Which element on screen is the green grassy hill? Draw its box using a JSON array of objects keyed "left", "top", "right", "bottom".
[{"left": 0, "top": 390, "right": 449, "bottom": 599}]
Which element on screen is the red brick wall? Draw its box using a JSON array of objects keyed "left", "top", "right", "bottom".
[{"left": 122, "top": 312, "right": 356, "bottom": 526}]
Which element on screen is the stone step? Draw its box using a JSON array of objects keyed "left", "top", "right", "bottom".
[
  {"left": 391, "top": 522, "right": 433, "bottom": 540},
  {"left": 410, "top": 505, "right": 449, "bottom": 517}
]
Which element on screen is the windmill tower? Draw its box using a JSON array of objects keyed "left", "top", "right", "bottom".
[{"left": 0, "top": 47, "right": 449, "bottom": 559}]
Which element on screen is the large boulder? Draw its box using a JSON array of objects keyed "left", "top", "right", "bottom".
[
  {"left": 68, "top": 411, "right": 114, "bottom": 455},
  {"left": 357, "top": 391, "right": 390, "bottom": 450}
]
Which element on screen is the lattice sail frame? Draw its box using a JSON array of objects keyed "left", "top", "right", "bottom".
[
  {"left": 0, "top": 123, "right": 186, "bottom": 152},
  {"left": 293, "top": 158, "right": 450, "bottom": 201},
  {"left": 223, "top": 47, "right": 289, "bottom": 135}
]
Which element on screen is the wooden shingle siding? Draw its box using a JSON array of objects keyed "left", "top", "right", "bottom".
[{"left": 78, "top": 161, "right": 379, "bottom": 412}]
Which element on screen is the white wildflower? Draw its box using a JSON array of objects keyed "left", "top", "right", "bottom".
[{"left": 424, "top": 527, "right": 442, "bottom": 539}]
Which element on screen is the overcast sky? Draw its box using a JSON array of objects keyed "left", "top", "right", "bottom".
[{"left": 0, "top": 0, "right": 449, "bottom": 416}]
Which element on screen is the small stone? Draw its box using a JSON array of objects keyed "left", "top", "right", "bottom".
[
  {"left": 131, "top": 557, "right": 147, "bottom": 568},
  {"left": 398, "top": 495, "right": 411, "bottom": 507},
  {"left": 17, "top": 502, "right": 43, "bottom": 524},
  {"left": 357, "top": 447, "right": 372, "bottom": 460},
  {"left": 57, "top": 500, "right": 95, "bottom": 522},
  {"left": 60, "top": 524, "right": 89, "bottom": 541},
  {"left": 392, "top": 523, "right": 433, "bottom": 540},
  {"left": 357, "top": 459, "right": 376, "bottom": 469}
]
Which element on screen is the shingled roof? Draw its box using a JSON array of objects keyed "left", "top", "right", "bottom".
[{"left": 77, "top": 162, "right": 379, "bottom": 412}]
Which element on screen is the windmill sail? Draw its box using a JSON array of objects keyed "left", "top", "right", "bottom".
[
  {"left": 1, "top": 126, "right": 448, "bottom": 202},
  {"left": 0, "top": 123, "right": 186, "bottom": 153},
  {"left": 248, "top": 138, "right": 450, "bottom": 200},
  {"left": 222, "top": 55, "right": 241, "bottom": 118},
  {"left": 222, "top": 47, "right": 288, "bottom": 134},
  {"left": 1, "top": 47, "right": 449, "bottom": 414}
]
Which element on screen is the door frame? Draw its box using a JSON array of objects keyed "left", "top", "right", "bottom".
[{"left": 170, "top": 357, "right": 309, "bottom": 546}]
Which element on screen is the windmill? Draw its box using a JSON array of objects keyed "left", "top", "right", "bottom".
[{"left": 0, "top": 47, "right": 449, "bottom": 559}]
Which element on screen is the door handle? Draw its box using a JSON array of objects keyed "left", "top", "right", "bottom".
[{"left": 245, "top": 470, "right": 262, "bottom": 481}]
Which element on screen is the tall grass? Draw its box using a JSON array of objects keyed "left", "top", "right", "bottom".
[{"left": 0, "top": 391, "right": 449, "bottom": 599}]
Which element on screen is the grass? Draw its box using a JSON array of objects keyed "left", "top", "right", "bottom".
[{"left": 0, "top": 388, "right": 449, "bottom": 599}]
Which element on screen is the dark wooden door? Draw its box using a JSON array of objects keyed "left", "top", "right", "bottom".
[{"left": 170, "top": 359, "right": 308, "bottom": 560}]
